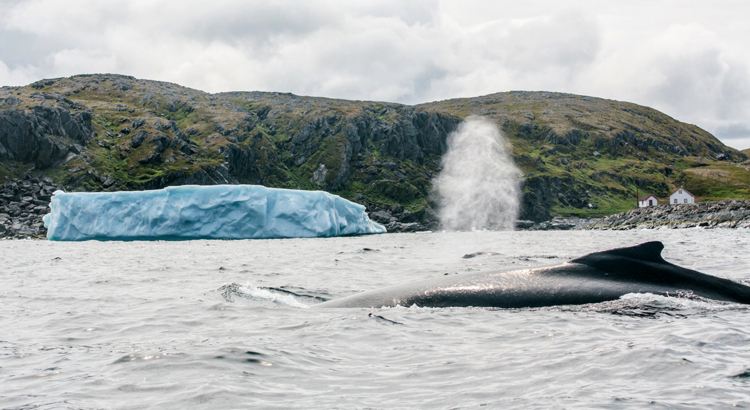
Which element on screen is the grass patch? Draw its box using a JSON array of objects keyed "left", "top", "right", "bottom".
[{"left": 678, "top": 163, "right": 750, "bottom": 200}]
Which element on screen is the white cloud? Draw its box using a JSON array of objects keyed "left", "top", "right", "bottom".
[
  {"left": 0, "top": 60, "right": 39, "bottom": 86},
  {"left": 1, "top": 0, "right": 749, "bottom": 149},
  {"left": 490, "top": 12, "right": 601, "bottom": 75}
]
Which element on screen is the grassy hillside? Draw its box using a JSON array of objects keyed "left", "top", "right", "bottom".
[
  {"left": 419, "top": 91, "right": 748, "bottom": 218},
  {"left": 1, "top": 74, "right": 748, "bottom": 224}
]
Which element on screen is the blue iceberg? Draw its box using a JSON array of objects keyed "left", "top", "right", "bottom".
[{"left": 43, "top": 185, "right": 386, "bottom": 241}]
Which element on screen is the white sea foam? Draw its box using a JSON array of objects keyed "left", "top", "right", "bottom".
[{"left": 236, "top": 283, "right": 310, "bottom": 308}]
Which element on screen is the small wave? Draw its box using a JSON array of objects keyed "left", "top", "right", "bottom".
[
  {"left": 218, "top": 283, "right": 310, "bottom": 308},
  {"left": 463, "top": 251, "right": 501, "bottom": 259},
  {"left": 214, "top": 347, "right": 273, "bottom": 367},
  {"left": 113, "top": 352, "right": 183, "bottom": 364}
]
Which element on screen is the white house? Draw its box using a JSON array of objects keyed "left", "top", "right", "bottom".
[
  {"left": 670, "top": 187, "right": 695, "bottom": 205},
  {"left": 638, "top": 194, "right": 658, "bottom": 208}
]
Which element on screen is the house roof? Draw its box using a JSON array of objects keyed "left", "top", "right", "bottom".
[
  {"left": 670, "top": 187, "right": 695, "bottom": 198},
  {"left": 639, "top": 194, "right": 657, "bottom": 201}
]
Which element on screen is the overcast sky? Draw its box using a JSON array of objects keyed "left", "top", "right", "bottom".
[{"left": 1, "top": 0, "right": 749, "bottom": 150}]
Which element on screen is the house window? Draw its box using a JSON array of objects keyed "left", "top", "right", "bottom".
[
  {"left": 679, "top": 190, "right": 682, "bottom": 194},
  {"left": 684, "top": 198, "right": 688, "bottom": 203},
  {"left": 674, "top": 199, "right": 677, "bottom": 204}
]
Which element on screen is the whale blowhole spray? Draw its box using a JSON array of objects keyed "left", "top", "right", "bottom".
[{"left": 434, "top": 116, "right": 522, "bottom": 231}]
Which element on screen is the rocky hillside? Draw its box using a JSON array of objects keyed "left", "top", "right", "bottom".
[{"left": 1, "top": 74, "right": 748, "bottom": 231}]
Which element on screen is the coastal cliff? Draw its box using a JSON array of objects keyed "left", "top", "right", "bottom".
[{"left": 1, "top": 74, "right": 749, "bottom": 235}]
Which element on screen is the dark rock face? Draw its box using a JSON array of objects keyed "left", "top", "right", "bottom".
[
  {"left": 130, "top": 130, "right": 148, "bottom": 148},
  {"left": 138, "top": 164, "right": 236, "bottom": 190},
  {"left": 222, "top": 143, "right": 257, "bottom": 178},
  {"left": 0, "top": 173, "right": 62, "bottom": 239},
  {"left": 364, "top": 109, "right": 458, "bottom": 163},
  {"left": 206, "top": 104, "right": 460, "bottom": 204},
  {"left": 274, "top": 108, "right": 460, "bottom": 193},
  {"left": 0, "top": 107, "right": 92, "bottom": 169},
  {"left": 520, "top": 175, "right": 594, "bottom": 222},
  {"left": 520, "top": 176, "right": 555, "bottom": 222}
]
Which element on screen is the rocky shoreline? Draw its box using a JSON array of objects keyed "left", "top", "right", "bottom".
[
  {"left": 0, "top": 173, "right": 62, "bottom": 239},
  {"left": 3, "top": 173, "right": 749, "bottom": 239},
  {"left": 512, "top": 200, "right": 750, "bottom": 231},
  {"left": 584, "top": 200, "right": 750, "bottom": 230}
]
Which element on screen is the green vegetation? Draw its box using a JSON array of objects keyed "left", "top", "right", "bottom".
[
  {"left": 677, "top": 163, "right": 750, "bottom": 200},
  {"left": 1, "top": 74, "right": 748, "bottom": 222},
  {"left": 0, "top": 161, "right": 29, "bottom": 182}
]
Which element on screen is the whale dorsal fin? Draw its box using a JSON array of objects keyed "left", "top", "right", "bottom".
[{"left": 571, "top": 241, "right": 666, "bottom": 265}]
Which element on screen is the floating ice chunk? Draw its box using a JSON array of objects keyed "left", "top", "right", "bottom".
[{"left": 43, "top": 185, "right": 386, "bottom": 241}]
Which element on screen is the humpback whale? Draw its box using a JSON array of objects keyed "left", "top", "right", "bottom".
[{"left": 316, "top": 241, "right": 750, "bottom": 308}]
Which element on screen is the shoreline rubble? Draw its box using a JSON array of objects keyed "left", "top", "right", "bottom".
[
  {"left": 518, "top": 200, "right": 750, "bottom": 231},
  {"left": 3, "top": 172, "right": 750, "bottom": 238},
  {"left": 583, "top": 200, "right": 750, "bottom": 230}
]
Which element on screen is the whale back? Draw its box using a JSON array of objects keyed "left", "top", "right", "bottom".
[
  {"left": 315, "top": 241, "right": 750, "bottom": 308},
  {"left": 570, "top": 241, "right": 750, "bottom": 304},
  {"left": 571, "top": 241, "right": 666, "bottom": 265}
]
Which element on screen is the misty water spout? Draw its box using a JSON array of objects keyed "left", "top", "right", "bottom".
[{"left": 434, "top": 116, "right": 521, "bottom": 231}]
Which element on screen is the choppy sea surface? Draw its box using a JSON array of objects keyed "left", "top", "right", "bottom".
[{"left": 2, "top": 229, "right": 750, "bottom": 409}]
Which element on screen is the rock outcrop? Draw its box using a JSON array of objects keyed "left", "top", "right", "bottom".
[{"left": 0, "top": 102, "right": 92, "bottom": 169}]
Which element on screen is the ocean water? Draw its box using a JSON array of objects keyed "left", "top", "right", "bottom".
[{"left": 2, "top": 229, "right": 750, "bottom": 409}]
